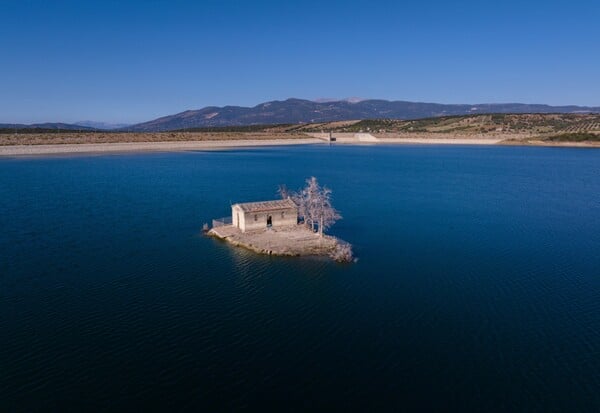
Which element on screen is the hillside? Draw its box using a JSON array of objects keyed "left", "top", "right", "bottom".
[
  {"left": 176, "top": 113, "right": 600, "bottom": 137},
  {"left": 125, "top": 99, "right": 600, "bottom": 132},
  {"left": 300, "top": 113, "right": 600, "bottom": 135},
  {"left": 0, "top": 123, "right": 97, "bottom": 133},
  {"left": 3, "top": 114, "right": 599, "bottom": 148}
]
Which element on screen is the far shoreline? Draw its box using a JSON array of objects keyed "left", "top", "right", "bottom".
[
  {"left": 0, "top": 139, "right": 323, "bottom": 157},
  {"left": 1, "top": 136, "right": 599, "bottom": 157}
]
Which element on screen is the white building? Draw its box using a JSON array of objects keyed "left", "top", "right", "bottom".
[{"left": 231, "top": 199, "right": 298, "bottom": 233}]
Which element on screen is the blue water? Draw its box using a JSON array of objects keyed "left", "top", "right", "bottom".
[{"left": 1, "top": 145, "right": 599, "bottom": 411}]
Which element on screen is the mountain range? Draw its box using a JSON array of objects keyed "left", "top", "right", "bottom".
[
  {"left": 3, "top": 98, "right": 600, "bottom": 132},
  {"left": 124, "top": 99, "right": 600, "bottom": 132}
]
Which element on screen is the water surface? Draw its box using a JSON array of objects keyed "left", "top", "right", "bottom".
[{"left": 1, "top": 145, "right": 599, "bottom": 411}]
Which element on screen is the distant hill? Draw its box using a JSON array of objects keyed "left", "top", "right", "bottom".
[
  {"left": 74, "top": 121, "right": 131, "bottom": 130},
  {"left": 178, "top": 113, "right": 600, "bottom": 136},
  {"left": 126, "top": 98, "right": 600, "bottom": 132},
  {"left": 3, "top": 99, "right": 600, "bottom": 134},
  {"left": 0, "top": 123, "right": 97, "bottom": 133},
  {"left": 3, "top": 114, "right": 599, "bottom": 147}
]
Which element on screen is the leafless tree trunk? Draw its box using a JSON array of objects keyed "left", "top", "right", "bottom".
[
  {"left": 279, "top": 177, "right": 341, "bottom": 236},
  {"left": 316, "top": 184, "right": 341, "bottom": 236}
]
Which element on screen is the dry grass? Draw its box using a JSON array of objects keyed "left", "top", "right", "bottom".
[{"left": 0, "top": 132, "right": 308, "bottom": 146}]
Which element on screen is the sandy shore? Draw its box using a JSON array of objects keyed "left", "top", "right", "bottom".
[
  {"left": 2, "top": 135, "right": 598, "bottom": 156},
  {"left": 0, "top": 138, "right": 323, "bottom": 156},
  {"left": 377, "top": 137, "right": 503, "bottom": 145}
]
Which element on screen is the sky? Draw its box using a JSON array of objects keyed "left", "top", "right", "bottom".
[{"left": 1, "top": 0, "right": 599, "bottom": 124}]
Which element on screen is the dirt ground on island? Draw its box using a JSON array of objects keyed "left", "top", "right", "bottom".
[{"left": 208, "top": 224, "right": 339, "bottom": 257}]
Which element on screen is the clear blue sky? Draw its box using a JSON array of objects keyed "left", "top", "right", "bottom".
[{"left": 1, "top": 0, "right": 599, "bottom": 124}]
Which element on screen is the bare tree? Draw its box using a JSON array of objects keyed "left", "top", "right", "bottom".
[
  {"left": 292, "top": 187, "right": 309, "bottom": 227},
  {"left": 316, "top": 184, "right": 341, "bottom": 236},
  {"left": 303, "top": 176, "right": 321, "bottom": 232},
  {"left": 278, "top": 177, "right": 341, "bottom": 236},
  {"left": 277, "top": 184, "right": 290, "bottom": 200}
]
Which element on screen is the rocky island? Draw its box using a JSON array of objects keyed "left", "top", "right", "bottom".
[{"left": 207, "top": 178, "right": 354, "bottom": 262}]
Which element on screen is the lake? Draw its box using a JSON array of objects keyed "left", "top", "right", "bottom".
[{"left": 1, "top": 144, "right": 599, "bottom": 411}]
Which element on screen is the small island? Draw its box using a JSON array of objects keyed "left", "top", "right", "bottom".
[{"left": 208, "top": 177, "right": 354, "bottom": 262}]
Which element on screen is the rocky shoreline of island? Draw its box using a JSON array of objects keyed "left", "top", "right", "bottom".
[{"left": 208, "top": 224, "right": 354, "bottom": 262}]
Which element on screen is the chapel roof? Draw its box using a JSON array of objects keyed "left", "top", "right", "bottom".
[{"left": 233, "top": 198, "right": 297, "bottom": 213}]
